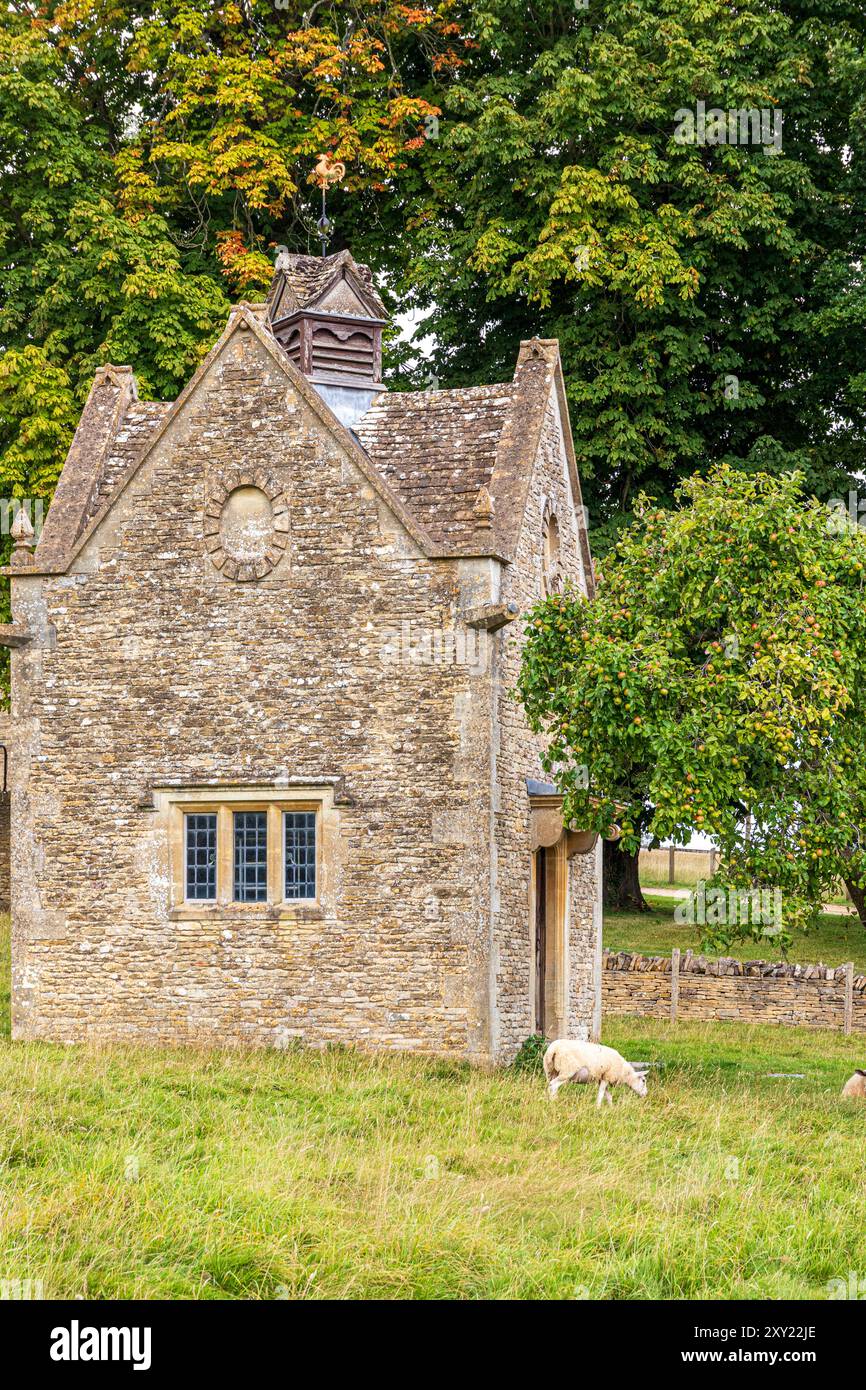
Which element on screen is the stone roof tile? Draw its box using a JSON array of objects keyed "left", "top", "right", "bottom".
[
  {"left": 84, "top": 401, "right": 172, "bottom": 531},
  {"left": 352, "top": 384, "right": 514, "bottom": 550}
]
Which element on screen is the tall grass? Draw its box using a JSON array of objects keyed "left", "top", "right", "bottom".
[{"left": 1, "top": 916, "right": 865, "bottom": 1299}]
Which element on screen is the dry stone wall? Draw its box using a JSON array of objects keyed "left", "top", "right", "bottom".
[{"left": 603, "top": 950, "right": 866, "bottom": 1033}]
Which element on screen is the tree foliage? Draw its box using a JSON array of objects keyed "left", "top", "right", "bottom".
[
  {"left": 518, "top": 467, "right": 866, "bottom": 950},
  {"left": 5, "top": 0, "right": 866, "bottom": 545},
  {"left": 406, "top": 0, "right": 866, "bottom": 545}
]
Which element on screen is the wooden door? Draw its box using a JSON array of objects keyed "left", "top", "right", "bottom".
[{"left": 535, "top": 848, "right": 547, "bottom": 1034}]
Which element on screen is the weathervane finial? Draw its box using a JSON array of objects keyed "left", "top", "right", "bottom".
[{"left": 313, "top": 153, "right": 346, "bottom": 257}]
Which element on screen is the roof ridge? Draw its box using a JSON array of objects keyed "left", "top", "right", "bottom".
[{"left": 365, "top": 382, "right": 513, "bottom": 406}]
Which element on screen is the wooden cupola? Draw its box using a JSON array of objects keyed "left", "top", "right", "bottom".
[{"left": 266, "top": 248, "right": 388, "bottom": 427}]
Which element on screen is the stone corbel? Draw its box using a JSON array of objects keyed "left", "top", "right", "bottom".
[
  {"left": 527, "top": 779, "right": 623, "bottom": 856},
  {"left": 567, "top": 829, "right": 599, "bottom": 856},
  {"left": 565, "top": 825, "right": 622, "bottom": 857},
  {"left": 529, "top": 804, "right": 566, "bottom": 851},
  {"left": 0, "top": 624, "right": 34, "bottom": 649},
  {"left": 533, "top": 819, "right": 623, "bottom": 858},
  {"left": 462, "top": 602, "right": 519, "bottom": 632}
]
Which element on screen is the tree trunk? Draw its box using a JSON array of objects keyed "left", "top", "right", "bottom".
[
  {"left": 842, "top": 874, "right": 866, "bottom": 930},
  {"left": 603, "top": 837, "right": 651, "bottom": 912}
]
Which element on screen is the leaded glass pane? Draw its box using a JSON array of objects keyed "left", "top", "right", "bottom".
[
  {"left": 234, "top": 811, "right": 268, "bottom": 902},
  {"left": 284, "top": 812, "right": 316, "bottom": 900},
  {"left": 185, "top": 814, "right": 217, "bottom": 900}
]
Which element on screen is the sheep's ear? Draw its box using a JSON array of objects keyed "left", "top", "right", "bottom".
[{"left": 856, "top": 1069, "right": 866, "bottom": 1077}]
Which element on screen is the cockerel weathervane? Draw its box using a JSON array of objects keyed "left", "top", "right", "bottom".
[{"left": 313, "top": 153, "right": 346, "bottom": 257}]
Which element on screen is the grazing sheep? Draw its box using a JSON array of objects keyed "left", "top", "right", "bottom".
[
  {"left": 841, "top": 1069, "right": 866, "bottom": 1099},
  {"left": 543, "top": 1039, "right": 649, "bottom": 1107}
]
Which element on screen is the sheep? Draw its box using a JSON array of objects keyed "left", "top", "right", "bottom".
[
  {"left": 841, "top": 1069, "right": 866, "bottom": 1099},
  {"left": 543, "top": 1039, "right": 649, "bottom": 1107}
]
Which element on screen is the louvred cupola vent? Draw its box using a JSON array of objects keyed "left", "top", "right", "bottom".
[{"left": 265, "top": 247, "right": 388, "bottom": 428}]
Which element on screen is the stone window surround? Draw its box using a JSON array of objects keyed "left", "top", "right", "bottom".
[
  {"left": 541, "top": 499, "right": 562, "bottom": 597},
  {"left": 203, "top": 468, "right": 290, "bottom": 582},
  {"left": 155, "top": 786, "right": 340, "bottom": 921}
]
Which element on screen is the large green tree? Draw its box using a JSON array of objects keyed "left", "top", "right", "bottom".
[
  {"left": 5, "top": 2, "right": 866, "bottom": 703},
  {"left": 518, "top": 467, "right": 866, "bottom": 950},
  {"left": 0, "top": 0, "right": 453, "bottom": 395},
  {"left": 5, "top": 0, "right": 866, "bottom": 546},
  {"left": 405, "top": 0, "right": 866, "bottom": 548}
]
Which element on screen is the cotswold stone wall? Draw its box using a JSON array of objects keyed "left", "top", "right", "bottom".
[
  {"left": 603, "top": 950, "right": 866, "bottom": 1033},
  {"left": 10, "top": 326, "right": 494, "bottom": 1056}
]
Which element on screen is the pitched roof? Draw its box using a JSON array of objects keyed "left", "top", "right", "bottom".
[
  {"left": 18, "top": 299, "right": 591, "bottom": 583},
  {"left": 29, "top": 363, "right": 171, "bottom": 574},
  {"left": 86, "top": 401, "right": 171, "bottom": 529},
  {"left": 266, "top": 248, "right": 386, "bottom": 322},
  {"left": 22, "top": 306, "right": 443, "bottom": 576},
  {"left": 352, "top": 337, "right": 594, "bottom": 573},
  {"left": 352, "top": 384, "right": 514, "bottom": 551}
]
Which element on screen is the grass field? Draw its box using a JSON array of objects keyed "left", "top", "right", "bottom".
[
  {"left": 606, "top": 894, "right": 866, "bottom": 973},
  {"left": 2, "top": 914, "right": 866, "bottom": 1299}
]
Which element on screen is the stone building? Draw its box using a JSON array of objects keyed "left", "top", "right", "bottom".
[{"left": 0, "top": 248, "right": 602, "bottom": 1061}]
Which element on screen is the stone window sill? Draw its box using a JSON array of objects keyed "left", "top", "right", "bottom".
[{"left": 169, "top": 903, "right": 324, "bottom": 923}]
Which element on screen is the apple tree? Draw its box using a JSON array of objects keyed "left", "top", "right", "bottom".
[{"left": 517, "top": 466, "right": 866, "bottom": 951}]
